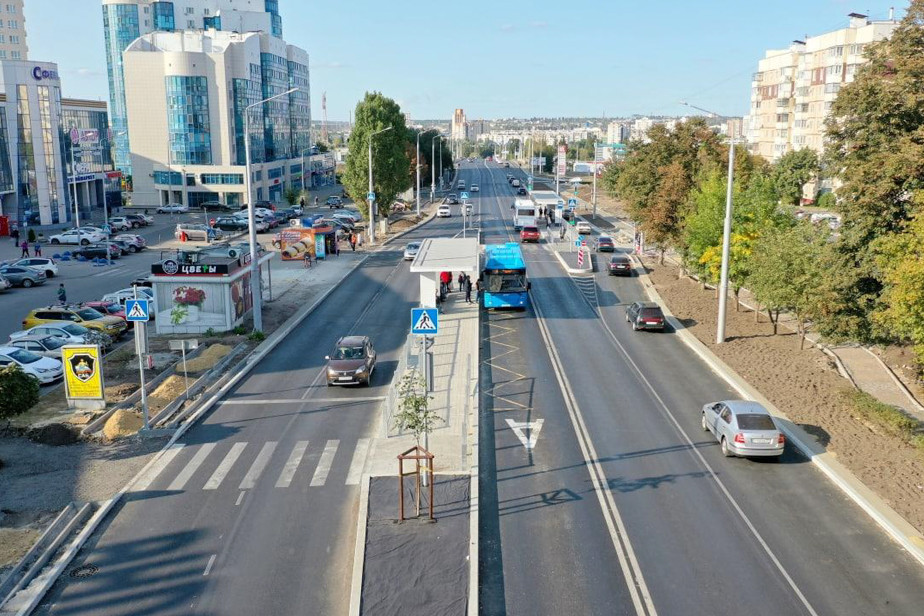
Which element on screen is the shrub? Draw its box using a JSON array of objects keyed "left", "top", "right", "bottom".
[
  {"left": 0, "top": 365, "right": 40, "bottom": 419},
  {"left": 204, "top": 327, "right": 216, "bottom": 337},
  {"left": 844, "top": 390, "right": 918, "bottom": 438},
  {"left": 232, "top": 325, "right": 247, "bottom": 335},
  {"left": 27, "top": 228, "right": 36, "bottom": 243},
  {"left": 816, "top": 191, "right": 836, "bottom": 210},
  {"left": 248, "top": 330, "right": 266, "bottom": 342}
]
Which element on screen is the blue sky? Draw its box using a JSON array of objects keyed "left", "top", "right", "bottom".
[{"left": 26, "top": 0, "right": 906, "bottom": 121}]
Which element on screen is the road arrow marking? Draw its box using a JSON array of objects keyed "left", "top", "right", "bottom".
[{"left": 505, "top": 418, "right": 544, "bottom": 450}]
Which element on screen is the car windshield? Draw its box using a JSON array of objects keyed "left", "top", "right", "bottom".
[
  {"left": 599, "top": 237, "right": 613, "bottom": 243},
  {"left": 406, "top": 243, "right": 420, "bottom": 251},
  {"left": 333, "top": 346, "right": 365, "bottom": 360},
  {"left": 42, "top": 336, "right": 66, "bottom": 350},
  {"left": 736, "top": 414, "right": 776, "bottom": 431},
  {"left": 612, "top": 257, "right": 630, "bottom": 264},
  {"left": 76, "top": 308, "right": 105, "bottom": 320},
  {"left": 62, "top": 324, "right": 89, "bottom": 335},
  {"left": 485, "top": 272, "right": 526, "bottom": 293},
  {"left": 7, "top": 348, "right": 41, "bottom": 364}
]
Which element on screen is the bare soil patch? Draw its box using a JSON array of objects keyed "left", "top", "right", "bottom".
[
  {"left": 0, "top": 528, "right": 41, "bottom": 570},
  {"left": 644, "top": 258, "right": 924, "bottom": 533}
]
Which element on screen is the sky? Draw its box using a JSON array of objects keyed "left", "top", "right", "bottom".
[{"left": 25, "top": 0, "right": 908, "bottom": 121}]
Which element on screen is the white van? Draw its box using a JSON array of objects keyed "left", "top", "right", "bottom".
[{"left": 457, "top": 180, "right": 466, "bottom": 190}]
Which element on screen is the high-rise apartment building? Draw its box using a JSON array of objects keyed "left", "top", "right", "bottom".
[
  {"left": 102, "top": 0, "right": 289, "bottom": 178},
  {"left": 746, "top": 12, "right": 898, "bottom": 162},
  {"left": 451, "top": 108, "right": 466, "bottom": 140},
  {"left": 0, "top": 1, "right": 26, "bottom": 61}
]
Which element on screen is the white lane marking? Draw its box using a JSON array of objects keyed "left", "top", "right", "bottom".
[
  {"left": 310, "top": 440, "right": 339, "bottom": 486},
  {"left": 235, "top": 491, "right": 245, "bottom": 506},
  {"left": 130, "top": 443, "right": 185, "bottom": 492},
  {"left": 345, "top": 438, "right": 371, "bottom": 485},
  {"left": 221, "top": 397, "right": 385, "bottom": 405},
  {"left": 167, "top": 443, "right": 216, "bottom": 491},
  {"left": 276, "top": 440, "right": 309, "bottom": 488},
  {"left": 505, "top": 418, "right": 544, "bottom": 450},
  {"left": 203, "top": 554, "right": 216, "bottom": 576},
  {"left": 238, "top": 441, "right": 277, "bottom": 490},
  {"left": 203, "top": 442, "right": 247, "bottom": 490}
]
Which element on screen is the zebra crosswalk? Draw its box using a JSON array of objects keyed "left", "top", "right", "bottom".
[{"left": 130, "top": 437, "right": 371, "bottom": 494}]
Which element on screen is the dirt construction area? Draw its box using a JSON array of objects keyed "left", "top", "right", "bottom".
[{"left": 643, "top": 259, "right": 924, "bottom": 533}]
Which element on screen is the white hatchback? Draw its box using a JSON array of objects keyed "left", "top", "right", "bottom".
[
  {"left": 437, "top": 205, "right": 452, "bottom": 218},
  {"left": 49, "top": 229, "right": 105, "bottom": 246},
  {"left": 0, "top": 346, "right": 64, "bottom": 384}
]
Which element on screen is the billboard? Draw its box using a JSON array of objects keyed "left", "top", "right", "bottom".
[
  {"left": 557, "top": 145, "right": 567, "bottom": 176},
  {"left": 274, "top": 226, "right": 318, "bottom": 261},
  {"left": 62, "top": 345, "right": 104, "bottom": 400}
]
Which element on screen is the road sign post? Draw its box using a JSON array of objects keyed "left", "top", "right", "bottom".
[
  {"left": 125, "top": 299, "right": 150, "bottom": 323},
  {"left": 169, "top": 339, "right": 199, "bottom": 400},
  {"left": 411, "top": 307, "right": 439, "bottom": 336}
]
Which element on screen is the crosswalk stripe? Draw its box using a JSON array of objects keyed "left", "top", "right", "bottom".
[
  {"left": 167, "top": 443, "right": 216, "bottom": 491},
  {"left": 345, "top": 438, "right": 371, "bottom": 486},
  {"left": 275, "top": 440, "right": 309, "bottom": 488},
  {"left": 239, "top": 441, "right": 277, "bottom": 490},
  {"left": 130, "top": 443, "right": 185, "bottom": 492},
  {"left": 310, "top": 440, "right": 339, "bottom": 487},
  {"left": 203, "top": 442, "right": 247, "bottom": 490}
]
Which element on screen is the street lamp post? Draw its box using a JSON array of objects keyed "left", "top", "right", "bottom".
[
  {"left": 680, "top": 100, "right": 735, "bottom": 344},
  {"left": 437, "top": 136, "right": 442, "bottom": 188},
  {"left": 244, "top": 87, "right": 298, "bottom": 333},
  {"left": 416, "top": 131, "right": 421, "bottom": 217},
  {"left": 430, "top": 134, "right": 436, "bottom": 202},
  {"left": 368, "top": 125, "right": 393, "bottom": 246}
]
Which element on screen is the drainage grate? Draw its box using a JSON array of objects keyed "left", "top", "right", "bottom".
[{"left": 69, "top": 564, "right": 98, "bottom": 579}]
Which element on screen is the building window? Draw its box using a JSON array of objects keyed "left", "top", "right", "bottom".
[
  {"left": 187, "top": 19, "right": 194, "bottom": 28},
  {"left": 165, "top": 76, "right": 212, "bottom": 165},
  {"left": 185, "top": 7, "right": 194, "bottom": 14},
  {"left": 143, "top": 6, "right": 149, "bottom": 14},
  {"left": 152, "top": 1, "right": 175, "bottom": 31},
  {"left": 200, "top": 173, "right": 243, "bottom": 185},
  {"left": 203, "top": 15, "right": 221, "bottom": 30},
  {"left": 102, "top": 2, "right": 140, "bottom": 174},
  {"left": 232, "top": 64, "right": 264, "bottom": 165},
  {"left": 10, "top": 50, "right": 19, "bottom": 59},
  {"left": 261, "top": 52, "right": 292, "bottom": 161},
  {"left": 153, "top": 170, "right": 182, "bottom": 185},
  {"left": 252, "top": 169, "right": 262, "bottom": 182},
  {"left": 267, "top": 167, "right": 283, "bottom": 179}
]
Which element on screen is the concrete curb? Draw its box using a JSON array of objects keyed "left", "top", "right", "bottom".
[
  {"left": 467, "top": 337, "right": 480, "bottom": 616},
  {"left": 864, "top": 347, "right": 924, "bottom": 414},
  {"left": 551, "top": 248, "right": 592, "bottom": 275},
  {"left": 347, "top": 474, "right": 371, "bottom": 616},
  {"left": 634, "top": 258, "right": 924, "bottom": 568}
]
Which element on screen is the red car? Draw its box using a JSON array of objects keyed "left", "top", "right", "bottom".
[
  {"left": 520, "top": 226, "right": 540, "bottom": 243},
  {"left": 82, "top": 301, "right": 129, "bottom": 326}
]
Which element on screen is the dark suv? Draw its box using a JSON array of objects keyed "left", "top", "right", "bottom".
[
  {"left": 626, "top": 302, "right": 666, "bottom": 331},
  {"left": 608, "top": 255, "right": 632, "bottom": 276},
  {"left": 325, "top": 336, "right": 376, "bottom": 386}
]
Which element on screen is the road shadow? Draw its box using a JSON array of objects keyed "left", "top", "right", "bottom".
[{"left": 799, "top": 423, "right": 832, "bottom": 448}]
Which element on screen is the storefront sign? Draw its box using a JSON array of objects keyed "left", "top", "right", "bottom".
[
  {"left": 153, "top": 260, "right": 233, "bottom": 275},
  {"left": 62, "top": 345, "right": 104, "bottom": 400},
  {"left": 32, "top": 66, "right": 59, "bottom": 81}
]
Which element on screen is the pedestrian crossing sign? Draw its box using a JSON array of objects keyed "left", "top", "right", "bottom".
[
  {"left": 125, "top": 299, "right": 150, "bottom": 322},
  {"left": 411, "top": 307, "right": 439, "bottom": 335}
]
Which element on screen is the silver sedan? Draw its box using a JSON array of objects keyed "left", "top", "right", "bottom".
[{"left": 701, "top": 400, "right": 785, "bottom": 458}]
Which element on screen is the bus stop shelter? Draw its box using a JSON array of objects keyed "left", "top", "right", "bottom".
[{"left": 409, "top": 238, "right": 480, "bottom": 308}]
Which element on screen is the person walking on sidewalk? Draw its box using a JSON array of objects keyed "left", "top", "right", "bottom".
[
  {"left": 10, "top": 225, "right": 19, "bottom": 244},
  {"left": 57, "top": 283, "right": 67, "bottom": 305},
  {"left": 20, "top": 239, "right": 29, "bottom": 258},
  {"left": 464, "top": 274, "right": 473, "bottom": 303},
  {"left": 475, "top": 277, "right": 482, "bottom": 305},
  {"left": 33, "top": 241, "right": 42, "bottom": 257},
  {"left": 457, "top": 272, "right": 465, "bottom": 293},
  {"left": 349, "top": 233, "right": 357, "bottom": 252}
]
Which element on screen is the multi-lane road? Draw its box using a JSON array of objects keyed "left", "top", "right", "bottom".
[{"left": 32, "top": 162, "right": 924, "bottom": 615}]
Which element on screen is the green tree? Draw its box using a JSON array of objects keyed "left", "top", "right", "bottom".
[
  {"left": 315, "top": 142, "right": 330, "bottom": 153},
  {"left": 771, "top": 149, "right": 819, "bottom": 206},
  {"left": 873, "top": 213, "right": 924, "bottom": 363},
  {"left": 342, "top": 92, "right": 411, "bottom": 220},
  {"left": 283, "top": 186, "right": 300, "bottom": 205},
  {"left": 393, "top": 369, "right": 440, "bottom": 447}
]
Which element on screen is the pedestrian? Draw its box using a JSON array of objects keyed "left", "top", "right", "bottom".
[
  {"left": 475, "top": 278, "right": 482, "bottom": 304},
  {"left": 335, "top": 237, "right": 340, "bottom": 257},
  {"left": 436, "top": 291, "right": 443, "bottom": 314},
  {"left": 57, "top": 283, "right": 67, "bottom": 305},
  {"left": 299, "top": 195, "right": 306, "bottom": 208},
  {"left": 440, "top": 271, "right": 451, "bottom": 295},
  {"left": 303, "top": 249, "right": 312, "bottom": 268},
  {"left": 349, "top": 233, "right": 356, "bottom": 251},
  {"left": 464, "top": 274, "right": 473, "bottom": 303},
  {"left": 10, "top": 225, "right": 19, "bottom": 244},
  {"left": 457, "top": 272, "right": 465, "bottom": 293},
  {"left": 314, "top": 196, "right": 319, "bottom": 207},
  {"left": 20, "top": 239, "right": 29, "bottom": 257},
  {"left": 33, "top": 241, "right": 41, "bottom": 257}
]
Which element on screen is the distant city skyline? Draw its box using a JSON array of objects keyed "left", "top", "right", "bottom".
[{"left": 25, "top": 0, "right": 907, "bottom": 121}]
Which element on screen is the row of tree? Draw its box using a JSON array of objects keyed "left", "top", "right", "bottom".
[
  {"left": 600, "top": 1, "right": 924, "bottom": 363},
  {"left": 341, "top": 92, "right": 454, "bottom": 220}
]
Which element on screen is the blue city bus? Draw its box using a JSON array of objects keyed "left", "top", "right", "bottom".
[{"left": 482, "top": 243, "right": 530, "bottom": 309}]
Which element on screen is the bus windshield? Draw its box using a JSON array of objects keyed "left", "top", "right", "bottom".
[{"left": 484, "top": 271, "right": 527, "bottom": 293}]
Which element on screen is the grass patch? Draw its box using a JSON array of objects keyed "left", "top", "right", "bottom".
[{"left": 844, "top": 390, "right": 923, "bottom": 451}]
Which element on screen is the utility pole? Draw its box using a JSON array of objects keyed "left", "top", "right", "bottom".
[
  {"left": 592, "top": 140, "right": 597, "bottom": 220},
  {"left": 430, "top": 134, "right": 436, "bottom": 202},
  {"left": 416, "top": 131, "right": 421, "bottom": 217}
]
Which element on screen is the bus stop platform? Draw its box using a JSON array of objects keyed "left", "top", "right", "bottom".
[{"left": 410, "top": 237, "right": 480, "bottom": 308}]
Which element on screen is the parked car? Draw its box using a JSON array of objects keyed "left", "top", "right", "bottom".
[
  {"left": 233, "top": 214, "right": 268, "bottom": 232},
  {"left": 608, "top": 255, "right": 633, "bottom": 276},
  {"left": 157, "top": 203, "right": 189, "bottom": 214},
  {"left": 124, "top": 214, "right": 150, "bottom": 227},
  {"left": 214, "top": 217, "right": 249, "bottom": 232},
  {"left": 113, "top": 234, "right": 146, "bottom": 252},
  {"left": 333, "top": 211, "right": 360, "bottom": 224},
  {"left": 0, "top": 274, "right": 11, "bottom": 291},
  {"left": 9, "top": 257, "right": 58, "bottom": 277},
  {"left": 437, "top": 204, "right": 452, "bottom": 218},
  {"left": 49, "top": 229, "right": 105, "bottom": 245},
  {"left": 326, "top": 196, "right": 343, "bottom": 208},
  {"left": 102, "top": 286, "right": 155, "bottom": 308},
  {"left": 625, "top": 301, "right": 666, "bottom": 331},
  {"left": 520, "top": 226, "right": 540, "bottom": 242},
  {"left": 0, "top": 346, "right": 63, "bottom": 385},
  {"left": 71, "top": 243, "right": 120, "bottom": 260},
  {"left": 81, "top": 301, "right": 128, "bottom": 324},
  {"left": 0, "top": 265, "right": 47, "bottom": 287},
  {"left": 576, "top": 221, "right": 593, "bottom": 235},
  {"left": 7, "top": 334, "right": 68, "bottom": 359},
  {"left": 701, "top": 400, "right": 785, "bottom": 458},
  {"left": 516, "top": 187, "right": 528, "bottom": 196},
  {"left": 107, "top": 217, "right": 133, "bottom": 231},
  {"left": 176, "top": 223, "right": 222, "bottom": 242},
  {"left": 23, "top": 305, "right": 128, "bottom": 338},
  {"left": 320, "top": 218, "right": 353, "bottom": 234},
  {"left": 10, "top": 323, "right": 111, "bottom": 348},
  {"left": 198, "top": 201, "right": 234, "bottom": 213},
  {"left": 404, "top": 241, "right": 421, "bottom": 261},
  {"left": 594, "top": 236, "right": 615, "bottom": 252},
  {"left": 325, "top": 336, "right": 376, "bottom": 386},
  {"left": 108, "top": 240, "right": 134, "bottom": 256},
  {"left": 392, "top": 200, "right": 409, "bottom": 213},
  {"left": 252, "top": 200, "right": 279, "bottom": 212}
]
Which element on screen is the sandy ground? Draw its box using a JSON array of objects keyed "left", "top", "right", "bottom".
[{"left": 644, "top": 259, "right": 924, "bottom": 533}]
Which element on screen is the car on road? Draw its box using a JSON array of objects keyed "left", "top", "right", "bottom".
[
  {"left": 8, "top": 257, "right": 58, "bottom": 277},
  {"left": 561, "top": 209, "right": 573, "bottom": 222},
  {"left": 333, "top": 211, "right": 360, "bottom": 224},
  {"left": 594, "top": 236, "right": 615, "bottom": 252},
  {"left": 107, "top": 217, "right": 133, "bottom": 231},
  {"left": 444, "top": 194, "right": 459, "bottom": 205},
  {"left": 702, "top": 400, "right": 785, "bottom": 458},
  {"left": 607, "top": 255, "right": 633, "bottom": 276},
  {"left": 457, "top": 180, "right": 466, "bottom": 190},
  {"left": 7, "top": 334, "right": 68, "bottom": 359},
  {"left": 113, "top": 234, "right": 146, "bottom": 252},
  {"left": 625, "top": 301, "right": 666, "bottom": 331},
  {"left": 0, "top": 346, "right": 63, "bottom": 385},
  {"left": 49, "top": 229, "right": 105, "bottom": 246},
  {"left": 516, "top": 187, "right": 528, "bottom": 196},
  {"left": 10, "top": 323, "right": 110, "bottom": 347},
  {"left": 503, "top": 162, "right": 510, "bottom": 168},
  {"left": 325, "top": 196, "right": 343, "bottom": 208},
  {"left": 0, "top": 274, "right": 11, "bottom": 291},
  {"left": 511, "top": 179, "right": 521, "bottom": 188},
  {"left": 471, "top": 184, "right": 480, "bottom": 192},
  {"left": 23, "top": 305, "right": 128, "bottom": 338},
  {"left": 437, "top": 204, "right": 452, "bottom": 217},
  {"left": 325, "top": 336, "right": 377, "bottom": 386},
  {"left": 71, "top": 243, "right": 120, "bottom": 260},
  {"left": 520, "top": 226, "right": 540, "bottom": 242},
  {"left": 157, "top": 203, "right": 189, "bottom": 214},
  {"left": 124, "top": 214, "right": 151, "bottom": 227},
  {"left": 214, "top": 217, "right": 249, "bottom": 232},
  {"left": 404, "top": 241, "right": 421, "bottom": 261},
  {"left": 0, "top": 265, "right": 47, "bottom": 288},
  {"left": 576, "top": 221, "right": 593, "bottom": 235}
]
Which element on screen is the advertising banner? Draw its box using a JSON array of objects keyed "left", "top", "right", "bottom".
[
  {"left": 275, "top": 227, "right": 317, "bottom": 261},
  {"left": 62, "top": 345, "right": 104, "bottom": 400},
  {"left": 557, "top": 145, "right": 567, "bottom": 176}
]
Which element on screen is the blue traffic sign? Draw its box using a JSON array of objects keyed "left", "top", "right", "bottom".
[
  {"left": 577, "top": 234, "right": 585, "bottom": 242},
  {"left": 568, "top": 198, "right": 578, "bottom": 207},
  {"left": 411, "top": 307, "right": 439, "bottom": 335},
  {"left": 367, "top": 191, "right": 376, "bottom": 201},
  {"left": 460, "top": 191, "right": 470, "bottom": 200},
  {"left": 125, "top": 299, "right": 150, "bottom": 322}
]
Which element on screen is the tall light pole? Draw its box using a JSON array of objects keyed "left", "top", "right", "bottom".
[
  {"left": 416, "top": 131, "right": 421, "bottom": 217},
  {"left": 244, "top": 87, "right": 297, "bottom": 333},
  {"left": 437, "top": 135, "right": 443, "bottom": 189},
  {"left": 368, "top": 125, "right": 393, "bottom": 245},
  {"left": 430, "top": 133, "right": 436, "bottom": 202},
  {"left": 680, "top": 100, "right": 736, "bottom": 344}
]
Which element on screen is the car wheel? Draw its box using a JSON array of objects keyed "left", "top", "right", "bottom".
[
  {"left": 631, "top": 320, "right": 638, "bottom": 331},
  {"left": 701, "top": 413, "right": 709, "bottom": 432},
  {"left": 80, "top": 239, "right": 89, "bottom": 245},
  {"left": 720, "top": 437, "right": 733, "bottom": 457},
  {"left": 22, "top": 279, "right": 33, "bottom": 288},
  {"left": 51, "top": 238, "right": 60, "bottom": 245},
  {"left": 46, "top": 270, "right": 54, "bottom": 277},
  {"left": 625, "top": 313, "right": 629, "bottom": 322},
  {"left": 132, "top": 222, "right": 140, "bottom": 228},
  {"left": 128, "top": 245, "right": 137, "bottom": 253}
]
